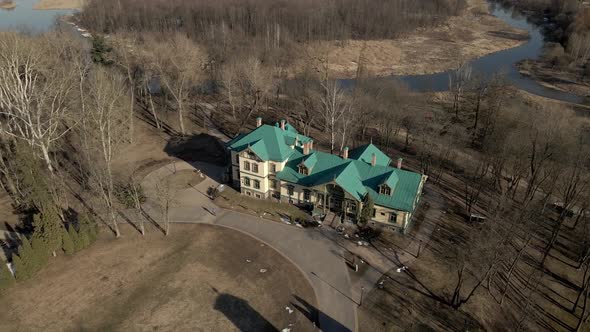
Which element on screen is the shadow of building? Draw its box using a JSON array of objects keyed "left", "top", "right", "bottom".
[{"left": 164, "top": 133, "right": 227, "bottom": 167}]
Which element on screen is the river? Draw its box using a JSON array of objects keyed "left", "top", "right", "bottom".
[
  {"left": 0, "top": 0, "right": 75, "bottom": 32},
  {"left": 340, "top": 3, "right": 586, "bottom": 103},
  {"left": 0, "top": 1, "right": 586, "bottom": 103}
]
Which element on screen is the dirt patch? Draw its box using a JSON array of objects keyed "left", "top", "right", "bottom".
[
  {"left": 290, "top": 0, "right": 529, "bottom": 78},
  {"left": 0, "top": 223, "right": 316, "bottom": 331},
  {"left": 214, "top": 186, "right": 310, "bottom": 223},
  {"left": 34, "top": 0, "right": 85, "bottom": 10}
]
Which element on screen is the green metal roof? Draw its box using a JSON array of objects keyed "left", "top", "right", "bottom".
[
  {"left": 302, "top": 152, "right": 318, "bottom": 170},
  {"left": 348, "top": 144, "right": 391, "bottom": 166},
  {"left": 228, "top": 124, "right": 424, "bottom": 212},
  {"left": 277, "top": 146, "right": 423, "bottom": 212},
  {"left": 226, "top": 123, "right": 312, "bottom": 162}
]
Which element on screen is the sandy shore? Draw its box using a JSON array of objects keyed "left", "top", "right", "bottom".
[
  {"left": 34, "top": 0, "right": 85, "bottom": 10},
  {"left": 291, "top": 0, "right": 529, "bottom": 78},
  {"left": 0, "top": 0, "right": 16, "bottom": 10}
]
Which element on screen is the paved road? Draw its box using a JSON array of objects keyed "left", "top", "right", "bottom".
[
  {"left": 136, "top": 158, "right": 441, "bottom": 331},
  {"left": 138, "top": 160, "right": 359, "bottom": 331},
  {"left": 214, "top": 211, "right": 357, "bottom": 331}
]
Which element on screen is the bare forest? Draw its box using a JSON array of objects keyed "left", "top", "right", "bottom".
[
  {"left": 79, "top": 0, "right": 466, "bottom": 45},
  {"left": 0, "top": 0, "right": 589, "bottom": 330}
]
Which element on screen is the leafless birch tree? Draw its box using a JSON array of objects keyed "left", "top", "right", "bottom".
[
  {"left": 84, "top": 68, "right": 129, "bottom": 238},
  {"left": 150, "top": 34, "right": 204, "bottom": 135},
  {"left": 0, "top": 32, "right": 77, "bottom": 175}
]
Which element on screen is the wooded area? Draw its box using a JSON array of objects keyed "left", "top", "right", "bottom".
[
  {"left": 1, "top": 1, "right": 590, "bottom": 329},
  {"left": 79, "top": 0, "right": 466, "bottom": 43}
]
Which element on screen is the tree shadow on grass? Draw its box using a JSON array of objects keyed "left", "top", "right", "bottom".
[
  {"left": 213, "top": 288, "right": 278, "bottom": 332},
  {"left": 291, "top": 294, "right": 351, "bottom": 332},
  {"left": 0, "top": 222, "right": 20, "bottom": 261}
]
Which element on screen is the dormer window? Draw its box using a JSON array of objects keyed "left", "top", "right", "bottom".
[
  {"left": 379, "top": 184, "right": 391, "bottom": 195},
  {"left": 298, "top": 164, "right": 309, "bottom": 175}
]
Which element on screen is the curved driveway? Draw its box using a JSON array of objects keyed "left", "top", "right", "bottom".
[{"left": 139, "top": 160, "right": 358, "bottom": 331}]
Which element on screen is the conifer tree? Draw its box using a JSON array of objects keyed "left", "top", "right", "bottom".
[
  {"left": 62, "top": 228, "right": 75, "bottom": 255},
  {"left": 359, "top": 194, "right": 374, "bottom": 228},
  {"left": 32, "top": 207, "right": 63, "bottom": 257},
  {"left": 78, "top": 228, "right": 90, "bottom": 249},
  {"left": 12, "top": 254, "right": 29, "bottom": 281},
  {"left": 71, "top": 227, "right": 84, "bottom": 252},
  {"left": 19, "top": 237, "right": 36, "bottom": 274},
  {"left": 31, "top": 236, "right": 49, "bottom": 268},
  {"left": 0, "top": 260, "right": 15, "bottom": 292}
]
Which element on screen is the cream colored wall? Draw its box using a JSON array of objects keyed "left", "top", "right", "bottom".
[
  {"left": 268, "top": 161, "right": 286, "bottom": 174},
  {"left": 372, "top": 205, "right": 407, "bottom": 228},
  {"left": 280, "top": 182, "right": 325, "bottom": 203},
  {"left": 239, "top": 158, "right": 269, "bottom": 177},
  {"left": 232, "top": 148, "right": 292, "bottom": 198}
]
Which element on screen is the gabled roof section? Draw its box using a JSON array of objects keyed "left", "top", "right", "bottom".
[
  {"left": 301, "top": 152, "right": 318, "bottom": 170},
  {"left": 382, "top": 171, "right": 399, "bottom": 189},
  {"left": 226, "top": 124, "right": 312, "bottom": 161},
  {"left": 356, "top": 161, "right": 422, "bottom": 211},
  {"left": 348, "top": 144, "right": 391, "bottom": 166},
  {"left": 277, "top": 149, "right": 423, "bottom": 212},
  {"left": 334, "top": 162, "right": 367, "bottom": 200}
]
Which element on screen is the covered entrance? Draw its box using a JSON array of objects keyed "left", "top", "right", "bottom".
[{"left": 326, "top": 184, "right": 345, "bottom": 213}]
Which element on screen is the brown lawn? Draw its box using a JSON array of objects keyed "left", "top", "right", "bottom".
[{"left": 0, "top": 224, "right": 317, "bottom": 332}]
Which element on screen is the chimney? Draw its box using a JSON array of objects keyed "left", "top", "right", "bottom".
[
  {"left": 256, "top": 117, "right": 262, "bottom": 127},
  {"left": 309, "top": 140, "right": 313, "bottom": 150},
  {"left": 294, "top": 135, "right": 299, "bottom": 147},
  {"left": 280, "top": 119, "right": 286, "bottom": 131},
  {"left": 397, "top": 157, "right": 403, "bottom": 169},
  {"left": 371, "top": 153, "right": 376, "bottom": 166},
  {"left": 303, "top": 142, "right": 310, "bottom": 155},
  {"left": 342, "top": 146, "right": 349, "bottom": 160}
]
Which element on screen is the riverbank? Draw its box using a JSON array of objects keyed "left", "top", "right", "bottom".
[
  {"left": 291, "top": 0, "right": 529, "bottom": 78},
  {"left": 518, "top": 59, "right": 590, "bottom": 97},
  {"left": 0, "top": 0, "right": 16, "bottom": 10},
  {"left": 34, "top": 0, "right": 84, "bottom": 10}
]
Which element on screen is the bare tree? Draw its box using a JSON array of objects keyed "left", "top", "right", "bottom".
[
  {"left": 155, "top": 178, "right": 176, "bottom": 236},
  {"left": 112, "top": 34, "right": 141, "bottom": 143},
  {"left": 129, "top": 178, "right": 145, "bottom": 236},
  {"left": 235, "top": 56, "right": 276, "bottom": 133},
  {"left": 150, "top": 34, "right": 204, "bottom": 135},
  {"left": 0, "top": 32, "right": 77, "bottom": 175},
  {"left": 219, "top": 60, "right": 242, "bottom": 122},
  {"left": 84, "top": 68, "right": 129, "bottom": 238},
  {"left": 318, "top": 79, "right": 349, "bottom": 153},
  {"left": 449, "top": 62, "right": 472, "bottom": 118}
]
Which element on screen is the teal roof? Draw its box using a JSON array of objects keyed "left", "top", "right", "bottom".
[
  {"left": 229, "top": 123, "right": 424, "bottom": 212},
  {"left": 302, "top": 152, "right": 318, "bottom": 170},
  {"left": 348, "top": 144, "right": 391, "bottom": 166},
  {"left": 226, "top": 123, "right": 312, "bottom": 161},
  {"left": 277, "top": 146, "right": 423, "bottom": 212}
]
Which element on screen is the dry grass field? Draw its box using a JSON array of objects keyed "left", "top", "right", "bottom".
[
  {"left": 0, "top": 223, "right": 317, "bottom": 332},
  {"left": 34, "top": 0, "right": 85, "bottom": 10},
  {"left": 291, "top": 0, "right": 529, "bottom": 78}
]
